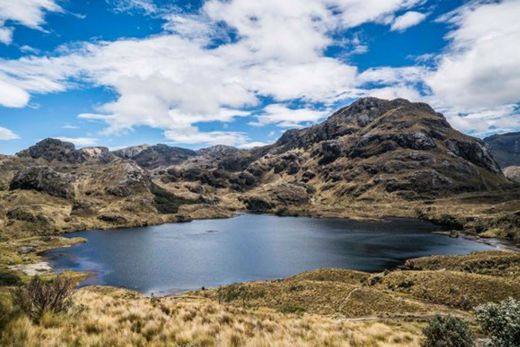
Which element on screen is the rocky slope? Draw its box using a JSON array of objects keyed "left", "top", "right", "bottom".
[
  {"left": 113, "top": 144, "right": 196, "bottom": 169},
  {"left": 0, "top": 97, "right": 518, "bottom": 242}
]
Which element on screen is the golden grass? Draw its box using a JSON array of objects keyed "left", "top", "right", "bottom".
[
  {"left": 195, "top": 268, "right": 470, "bottom": 322},
  {"left": 377, "top": 270, "right": 520, "bottom": 310},
  {"left": 403, "top": 250, "right": 520, "bottom": 278},
  {"left": 1, "top": 286, "right": 425, "bottom": 347}
]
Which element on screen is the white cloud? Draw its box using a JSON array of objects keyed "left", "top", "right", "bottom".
[
  {"left": 239, "top": 141, "right": 270, "bottom": 149},
  {"left": 331, "top": 0, "right": 423, "bottom": 28},
  {"left": 107, "top": 0, "right": 157, "bottom": 14},
  {"left": 0, "top": 76, "right": 30, "bottom": 107},
  {"left": 424, "top": 0, "right": 520, "bottom": 135},
  {"left": 366, "top": 86, "right": 422, "bottom": 101},
  {"left": 0, "top": 26, "right": 13, "bottom": 44},
  {"left": 7, "top": 0, "right": 518, "bottom": 145},
  {"left": 164, "top": 126, "right": 250, "bottom": 147},
  {"left": 253, "top": 104, "right": 329, "bottom": 128},
  {"left": 55, "top": 137, "right": 98, "bottom": 146},
  {"left": 390, "top": 11, "right": 427, "bottom": 31},
  {"left": 0, "top": 126, "right": 19, "bottom": 140},
  {"left": 0, "top": 0, "right": 62, "bottom": 45}
]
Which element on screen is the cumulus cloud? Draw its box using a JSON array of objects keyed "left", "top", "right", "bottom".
[
  {"left": 0, "top": 126, "right": 19, "bottom": 140},
  {"left": 390, "top": 11, "right": 427, "bottom": 31},
  {"left": 424, "top": 0, "right": 520, "bottom": 135}
]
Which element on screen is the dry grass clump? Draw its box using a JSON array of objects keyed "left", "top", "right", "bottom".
[
  {"left": 404, "top": 251, "right": 520, "bottom": 278},
  {"left": 377, "top": 270, "right": 520, "bottom": 310},
  {"left": 1, "top": 286, "right": 425, "bottom": 347}
]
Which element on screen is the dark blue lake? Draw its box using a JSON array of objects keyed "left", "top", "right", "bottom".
[{"left": 45, "top": 214, "right": 496, "bottom": 295}]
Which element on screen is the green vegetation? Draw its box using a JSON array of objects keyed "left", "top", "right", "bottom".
[
  {"left": 475, "top": 297, "right": 520, "bottom": 347},
  {"left": 422, "top": 315, "right": 474, "bottom": 347}
]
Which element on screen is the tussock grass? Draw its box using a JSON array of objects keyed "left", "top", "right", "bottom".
[
  {"left": 206, "top": 269, "right": 463, "bottom": 319},
  {"left": 377, "top": 270, "right": 520, "bottom": 310},
  {"left": 404, "top": 250, "right": 520, "bottom": 278},
  {"left": 1, "top": 286, "right": 425, "bottom": 347}
]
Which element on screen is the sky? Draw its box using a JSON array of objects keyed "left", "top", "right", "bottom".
[{"left": 0, "top": 0, "right": 519, "bottom": 154}]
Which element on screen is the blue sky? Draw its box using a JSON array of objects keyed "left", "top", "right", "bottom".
[{"left": 0, "top": 0, "right": 519, "bottom": 154}]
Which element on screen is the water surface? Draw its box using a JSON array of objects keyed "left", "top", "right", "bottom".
[{"left": 45, "top": 214, "right": 496, "bottom": 294}]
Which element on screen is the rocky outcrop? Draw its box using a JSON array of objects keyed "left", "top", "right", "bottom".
[
  {"left": 9, "top": 166, "right": 74, "bottom": 199},
  {"left": 445, "top": 139, "right": 500, "bottom": 174},
  {"left": 97, "top": 213, "right": 128, "bottom": 225},
  {"left": 6, "top": 206, "right": 52, "bottom": 224},
  {"left": 504, "top": 166, "right": 520, "bottom": 183},
  {"left": 17, "top": 138, "right": 83, "bottom": 163},
  {"left": 105, "top": 162, "right": 151, "bottom": 197},
  {"left": 484, "top": 132, "right": 520, "bottom": 168},
  {"left": 78, "top": 147, "right": 114, "bottom": 163}
]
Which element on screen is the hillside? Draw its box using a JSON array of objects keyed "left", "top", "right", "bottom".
[{"left": 0, "top": 98, "right": 518, "bottom": 243}]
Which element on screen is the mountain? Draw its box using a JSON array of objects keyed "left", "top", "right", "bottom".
[
  {"left": 158, "top": 98, "right": 505, "bottom": 208},
  {"left": 0, "top": 97, "right": 518, "bottom": 242},
  {"left": 484, "top": 132, "right": 520, "bottom": 168}
]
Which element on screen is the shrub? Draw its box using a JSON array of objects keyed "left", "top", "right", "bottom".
[
  {"left": 475, "top": 297, "right": 520, "bottom": 347},
  {"left": 279, "top": 304, "right": 306, "bottom": 314},
  {"left": 422, "top": 315, "right": 474, "bottom": 347},
  {"left": 11, "top": 275, "right": 75, "bottom": 323}
]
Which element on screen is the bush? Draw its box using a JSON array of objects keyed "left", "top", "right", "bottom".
[
  {"left": 422, "top": 315, "right": 474, "bottom": 347},
  {"left": 11, "top": 275, "right": 75, "bottom": 323},
  {"left": 475, "top": 297, "right": 520, "bottom": 347},
  {"left": 279, "top": 304, "right": 306, "bottom": 314}
]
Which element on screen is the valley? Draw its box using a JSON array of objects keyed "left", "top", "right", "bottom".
[{"left": 1, "top": 97, "right": 519, "bottom": 346}]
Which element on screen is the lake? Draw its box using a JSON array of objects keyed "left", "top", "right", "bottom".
[{"left": 45, "top": 214, "right": 496, "bottom": 295}]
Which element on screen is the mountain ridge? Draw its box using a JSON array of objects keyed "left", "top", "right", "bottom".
[{"left": 1, "top": 97, "right": 518, "bottom": 243}]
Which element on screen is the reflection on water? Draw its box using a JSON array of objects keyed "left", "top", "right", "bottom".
[{"left": 45, "top": 214, "right": 496, "bottom": 294}]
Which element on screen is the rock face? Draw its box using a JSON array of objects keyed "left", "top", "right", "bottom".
[
  {"left": 484, "top": 132, "right": 520, "bottom": 168},
  {"left": 9, "top": 166, "right": 74, "bottom": 199}
]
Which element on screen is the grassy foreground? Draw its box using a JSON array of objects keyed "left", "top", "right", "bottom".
[{"left": 1, "top": 250, "right": 519, "bottom": 346}]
